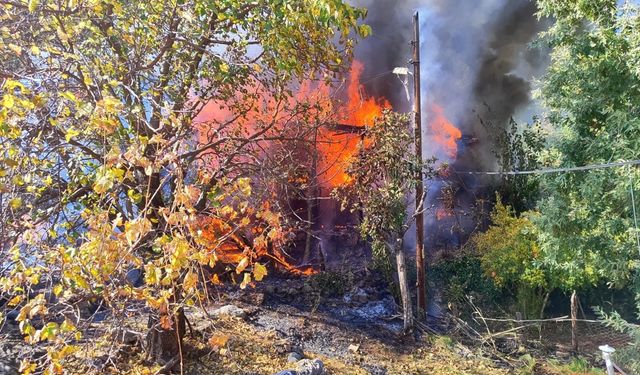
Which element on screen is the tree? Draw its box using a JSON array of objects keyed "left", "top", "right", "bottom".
[
  {"left": 533, "top": 0, "right": 640, "bottom": 292},
  {"left": 334, "top": 110, "right": 433, "bottom": 334},
  {"left": 0, "top": 0, "right": 369, "bottom": 371}
]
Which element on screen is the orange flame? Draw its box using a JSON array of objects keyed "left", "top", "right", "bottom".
[
  {"left": 317, "top": 60, "right": 391, "bottom": 187},
  {"left": 435, "top": 208, "right": 453, "bottom": 220},
  {"left": 430, "top": 104, "right": 461, "bottom": 159},
  {"left": 192, "top": 60, "right": 391, "bottom": 275}
]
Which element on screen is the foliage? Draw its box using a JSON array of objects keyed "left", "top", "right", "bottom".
[
  {"left": 0, "top": 0, "right": 368, "bottom": 371},
  {"left": 335, "top": 110, "right": 433, "bottom": 254},
  {"left": 595, "top": 305, "right": 640, "bottom": 374},
  {"left": 481, "top": 116, "right": 546, "bottom": 213},
  {"left": 472, "top": 199, "right": 553, "bottom": 317},
  {"left": 333, "top": 110, "right": 433, "bottom": 331},
  {"left": 430, "top": 255, "right": 503, "bottom": 306},
  {"left": 473, "top": 200, "right": 547, "bottom": 290},
  {"left": 532, "top": 0, "right": 640, "bottom": 291}
]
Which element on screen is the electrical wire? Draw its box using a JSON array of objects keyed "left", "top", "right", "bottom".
[{"left": 452, "top": 159, "right": 640, "bottom": 176}]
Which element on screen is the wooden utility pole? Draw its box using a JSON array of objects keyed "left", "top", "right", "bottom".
[{"left": 412, "top": 11, "right": 427, "bottom": 317}]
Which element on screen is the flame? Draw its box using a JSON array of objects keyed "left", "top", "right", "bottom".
[
  {"left": 192, "top": 60, "right": 391, "bottom": 275},
  {"left": 317, "top": 60, "right": 391, "bottom": 187},
  {"left": 198, "top": 217, "right": 317, "bottom": 276},
  {"left": 435, "top": 208, "right": 453, "bottom": 220},
  {"left": 429, "top": 104, "right": 461, "bottom": 159}
]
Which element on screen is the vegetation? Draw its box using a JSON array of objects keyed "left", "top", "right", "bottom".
[
  {"left": 3, "top": 0, "right": 640, "bottom": 373},
  {"left": 0, "top": 0, "right": 369, "bottom": 371},
  {"left": 334, "top": 110, "right": 433, "bottom": 333}
]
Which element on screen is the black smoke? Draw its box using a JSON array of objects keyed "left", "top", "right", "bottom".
[{"left": 348, "top": 0, "right": 550, "bottom": 251}]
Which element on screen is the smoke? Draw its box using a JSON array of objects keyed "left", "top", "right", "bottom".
[
  {"left": 351, "top": 0, "right": 548, "bottom": 164},
  {"left": 349, "top": 0, "right": 550, "bottom": 251}
]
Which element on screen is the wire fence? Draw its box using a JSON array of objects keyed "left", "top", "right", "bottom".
[{"left": 445, "top": 298, "right": 635, "bottom": 374}]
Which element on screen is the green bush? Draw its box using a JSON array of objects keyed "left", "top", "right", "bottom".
[{"left": 430, "top": 255, "right": 504, "bottom": 306}]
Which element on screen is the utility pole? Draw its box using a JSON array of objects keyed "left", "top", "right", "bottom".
[{"left": 412, "top": 11, "right": 427, "bottom": 318}]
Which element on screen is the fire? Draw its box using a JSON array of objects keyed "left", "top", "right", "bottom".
[
  {"left": 198, "top": 217, "right": 316, "bottom": 276},
  {"left": 317, "top": 60, "right": 391, "bottom": 187},
  {"left": 435, "top": 208, "right": 453, "bottom": 220},
  {"left": 429, "top": 104, "right": 461, "bottom": 159},
  {"left": 192, "top": 60, "right": 391, "bottom": 275},
  {"left": 340, "top": 60, "right": 390, "bottom": 127}
]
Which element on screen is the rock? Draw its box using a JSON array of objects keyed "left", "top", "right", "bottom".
[
  {"left": 354, "top": 289, "right": 369, "bottom": 304},
  {"left": 4, "top": 310, "right": 19, "bottom": 324},
  {"left": 287, "top": 352, "right": 304, "bottom": 363},
  {"left": 210, "top": 305, "right": 247, "bottom": 319},
  {"left": 301, "top": 283, "right": 313, "bottom": 294},
  {"left": 265, "top": 285, "right": 277, "bottom": 294},
  {"left": 126, "top": 268, "right": 144, "bottom": 287},
  {"left": 273, "top": 371, "right": 298, "bottom": 375},
  {"left": 296, "top": 359, "right": 325, "bottom": 375},
  {"left": 274, "top": 338, "right": 296, "bottom": 355},
  {"left": 348, "top": 344, "right": 360, "bottom": 353}
]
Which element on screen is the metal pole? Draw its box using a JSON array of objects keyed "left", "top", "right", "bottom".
[{"left": 412, "top": 11, "right": 427, "bottom": 317}]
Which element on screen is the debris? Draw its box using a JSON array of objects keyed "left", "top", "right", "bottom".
[
  {"left": 296, "top": 359, "right": 325, "bottom": 375},
  {"left": 210, "top": 305, "right": 247, "bottom": 319},
  {"left": 287, "top": 352, "right": 304, "bottom": 363}
]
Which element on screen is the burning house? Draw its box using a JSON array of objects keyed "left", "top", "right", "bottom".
[{"left": 191, "top": 0, "right": 549, "bottom": 274}]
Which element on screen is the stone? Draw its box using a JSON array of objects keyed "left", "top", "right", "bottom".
[
  {"left": 301, "top": 283, "right": 313, "bottom": 294},
  {"left": 126, "top": 268, "right": 144, "bottom": 287},
  {"left": 287, "top": 352, "right": 304, "bottom": 363},
  {"left": 210, "top": 305, "right": 247, "bottom": 319},
  {"left": 265, "top": 285, "right": 277, "bottom": 294},
  {"left": 354, "top": 289, "right": 369, "bottom": 304},
  {"left": 296, "top": 359, "right": 325, "bottom": 375},
  {"left": 273, "top": 371, "right": 298, "bottom": 375}
]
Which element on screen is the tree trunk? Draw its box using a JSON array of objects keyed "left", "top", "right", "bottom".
[
  {"left": 146, "top": 307, "right": 186, "bottom": 372},
  {"left": 393, "top": 238, "right": 413, "bottom": 334},
  {"left": 304, "top": 126, "right": 319, "bottom": 264}
]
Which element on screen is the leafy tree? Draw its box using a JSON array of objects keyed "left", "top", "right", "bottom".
[
  {"left": 533, "top": 0, "right": 640, "bottom": 292},
  {"left": 334, "top": 110, "right": 433, "bottom": 333},
  {"left": 480, "top": 116, "right": 545, "bottom": 214},
  {"left": 0, "top": 0, "right": 368, "bottom": 371}
]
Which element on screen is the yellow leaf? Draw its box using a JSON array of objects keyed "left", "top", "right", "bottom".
[
  {"left": 7, "top": 295, "right": 22, "bottom": 306},
  {"left": 236, "top": 257, "right": 249, "bottom": 274},
  {"left": 183, "top": 270, "right": 198, "bottom": 291},
  {"left": 240, "top": 272, "right": 251, "bottom": 289},
  {"left": 60, "top": 91, "right": 76, "bottom": 102},
  {"left": 28, "top": 0, "right": 39, "bottom": 12},
  {"left": 211, "top": 273, "right": 222, "bottom": 285},
  {"left": 52, "top": 284, "right": 63, "bottom": 297},
  {"left": 8, "top": 44, "right": 22, "bottom": 55},
  {"left": 65, "top": 127, "right": 80, "bottom": 142},
  {"left": 253, "top": 263, "right": 267, "bottom": 282},
  {"left": 9, "top": 197, "right": 22, "bottom": 209},
  {"left": 19, "top": 360, "right": 37, "bottom": 375},
  {"left": 208, "top": 334, "right": 229, "bottom": 349},
  {"left": 3, "top": 94, "right": 15, "bottom": 109},
  {"left": 30, "top": 45, "right": 41, "bottom": 55}
]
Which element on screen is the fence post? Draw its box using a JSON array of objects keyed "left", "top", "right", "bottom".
[
  {"left": 599, "top": 345, "right": 616, "bottom": 375},
  {"left": 571, "top": 290, "right": 578, "bottom": 352}
]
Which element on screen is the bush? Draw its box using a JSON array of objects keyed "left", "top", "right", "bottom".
[{"left": 430, "top": 255, "right": 504, "bottom": 307}]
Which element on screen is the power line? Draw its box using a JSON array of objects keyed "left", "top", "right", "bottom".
[{"left": 453, "top": 159, "right": 640, "bottom": 176}]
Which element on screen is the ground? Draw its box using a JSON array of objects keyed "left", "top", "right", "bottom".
[{"left": 0, "top": 273, "right": 611, "bottom": 374}]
